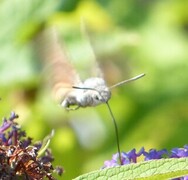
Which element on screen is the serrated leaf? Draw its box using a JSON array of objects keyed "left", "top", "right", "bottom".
[{"left": 74, "top": 158, "right": 188, "bottom": 180}]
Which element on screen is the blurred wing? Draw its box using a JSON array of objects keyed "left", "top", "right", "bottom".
[
  {"left": 80, "top": 20, "right": 104, "bottom": 78},
  {"left": 36, "top": 27, "right": 81, "bottom": 103}
]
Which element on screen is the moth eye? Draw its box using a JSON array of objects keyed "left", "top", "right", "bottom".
[{"left": 94, "top": 95, "right": 100, "bottom": 101}]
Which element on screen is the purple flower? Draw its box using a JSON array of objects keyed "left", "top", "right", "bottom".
[
  {"left": 0, "top": 112, "right": 23, "bottom": 146},
  {"left": 9, "top": 111, "right": 19, "bottom": 121},
  {"left": 0, "top": 111, "right": 63, "bottom": 179},
  {"left": 170, "top": 145, "right": 188, "bottom": 158},
  {"left": 103, "top": 145, "right": 188, "bottom": 168},
  {"left": 102, "top": 148, "right": 145, "bottom": 168},
  {"left": 103, "top": 158, "right": 119, "bottom": 168},
  {"left": 0, "top": 112, "right": 18, "bottom": 132},
  {"left": 103, "top": 146, "right": 188, "bottom": 179},
  {"left": 143, "top": 149, "right": 168, "bottom": 160},
  {"left": 122, "top": 148, "right": 145, "bottom": 164}
]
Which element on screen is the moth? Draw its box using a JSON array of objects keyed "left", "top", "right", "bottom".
[
  {"left": 62, "top": 74, "right": 145, "bottom": 110},
  {"left": 37, "top": 28, "right": 145, "bottom": 111},
  {"left": 37, "top": 27, "right": 145, "bottom": 164}
]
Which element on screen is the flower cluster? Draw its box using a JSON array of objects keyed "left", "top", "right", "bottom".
[
  {"left": 103, "top": 146, "right": 188, "bottom": 168},
  {"left": 102, "top": 146, "right": 188, "bottom": 180},
  {"left": 0, "top": 111, "right": 63, "bottom": 179}
]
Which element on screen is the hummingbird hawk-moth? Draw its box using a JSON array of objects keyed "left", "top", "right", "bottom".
[
  {"left": 37, "top": 28, "right": 145, "bottom": 110},
  {"left": 36, "top": 27, "right": 145, "bottom": 164}
]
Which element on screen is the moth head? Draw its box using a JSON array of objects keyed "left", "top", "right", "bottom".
[
  {"left": 71, "top": 77, "right": 111, "bottom": 107},
  {"left": 90, "top": 88, "right": 111, "bottom": 105},
  {"left": 80, "top": 77, "right": 111, "bottom": 105}
]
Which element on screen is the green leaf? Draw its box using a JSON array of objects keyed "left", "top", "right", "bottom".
[
  {"left": 74, "top": 158, "right": 188, "bottom": 180},
  {"left": 37, "top": 129, "right": 55, "bottom": 157}
]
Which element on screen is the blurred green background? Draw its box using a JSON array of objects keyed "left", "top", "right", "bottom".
[{"left": 0, "top": 0, "right": 188, "bottom": 179}]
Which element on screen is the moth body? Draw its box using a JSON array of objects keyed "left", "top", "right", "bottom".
[{"left": 61, "top": 77, "right": 111, "bottom": 110}]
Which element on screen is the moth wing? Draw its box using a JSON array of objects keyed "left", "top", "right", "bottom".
[
  {"left": 36, "top": 27, "right": 81, "bottom": 103},
  {"left": 80, "top": 21, "right": 104, "bottom": 79}
]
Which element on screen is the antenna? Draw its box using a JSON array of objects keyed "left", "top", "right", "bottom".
[{"left": 109, "top": 73, "right": 145, "bottom": 89}]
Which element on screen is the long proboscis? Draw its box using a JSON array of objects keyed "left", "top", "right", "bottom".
[
  {"left": 72, "top": 85, "right": 122, "bottom": 164},
  {"left": 105, "top": 101, "right": 122, "bottom": 165},
  {"left": 109, "top": 73, "right": 145, "bottom": 89}
]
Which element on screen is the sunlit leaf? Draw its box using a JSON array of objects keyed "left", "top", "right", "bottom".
[{"left": 74, "top": 158, "right": 188, "bottom": 180}]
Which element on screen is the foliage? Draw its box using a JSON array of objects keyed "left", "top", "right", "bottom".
[{"left": 75, "top": 158, "right": 188, "bottom": 180}]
